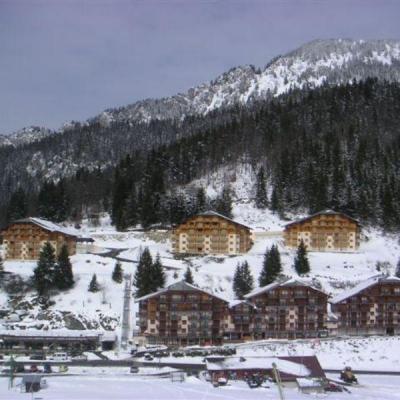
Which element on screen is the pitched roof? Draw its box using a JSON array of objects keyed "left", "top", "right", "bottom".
[
  {"left": 331, "top": 275, "right": 400, "bottom": 304},
  {"left": 244, "top": 278, "right": 327, "bottom": 299},
  {"left": 206, "top": 357, "right": 311, "bottom": 377},
  {"left": 183, "top": 210, "right": 251, "bottom": 230},
  {"left": 284, "top": 209, "right": 360, "bottom": 229},
  {"left": 5, "top": 217, "right": 93, "bottom": 241},
  {"left": 135, "top": 280, "right": 229, "bottom": 303},
  {"left": 206, "top": 355, "right": 325, "bottom": 380}
]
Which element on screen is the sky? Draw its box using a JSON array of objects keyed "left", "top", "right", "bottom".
[{"left": 1, "top": 0, "right": 400, "bottom": 134}]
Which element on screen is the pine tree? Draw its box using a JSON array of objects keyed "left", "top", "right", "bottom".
[
  {"left": 112, "top": 261, "right": 124, "bottom": 283},
  {"left": 54, "top": 244, "right": 74, "bottom": 290},
  {"left": 125, "top": 187, "right": 138, "bottom": 228},
  {"left": 215, "top": 186, "right": 233, "bottom": 218},
  {"left": 88, "top": 274, "right": 100, "bottom": 292},
  {"left": 33, "top": 242, "right": 56, "bottom": 296},
  {"left": 259, "top": 245, "right": 282, "bottom": 286},
  {"left": 255, "top": 167, "right": 268, "bottom": 209},
  {"left": 270, "top": 186, "right": 280, "bottom": 214},
  {"left": 150, "top": 254, "right": 166, "bottom": 292},
  {"left": 0, "top": 253, "right": 4, "bottom": 279},
  {"left": 184, "top": 267, "right": 194, "bottom": 284},
  {"left": 294, "top": 240, "right": 310, "bottom": 275},
  {"left": 6, "top": 187, "right": 28, "bottom": 223},
  {"left": 233, "top": 261, "right": 254, "bottom": 299},
  {"left": 195, "top": 187, "right": 207, "bottom": 213},
  {"left": 396, "top": 258, "right": 400, "bottom": 278},
  {"left": 133, "top": 247, "right": 154, "bottom": 297}
]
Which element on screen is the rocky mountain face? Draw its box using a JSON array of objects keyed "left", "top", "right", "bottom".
[
  {"left": 3, "top": 39, "right": 400, "bottom": 147},
  {"left": 94, "top": 39, "right": 400, "bottom": 126},
  {"left": 0, "top": 126, "right": 54, "bottom": 147}
]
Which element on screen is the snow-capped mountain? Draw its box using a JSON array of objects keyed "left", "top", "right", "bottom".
[
  {"left": 94, "top": 39, "right": 400, "bottom": 125},
  {"left": 1, "top": 39, "right": 400, "bottom": 146}
]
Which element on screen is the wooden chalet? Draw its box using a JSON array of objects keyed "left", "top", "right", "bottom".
[
  {"left": 135, "top": 280, "right": 229, "bottom": 346},
  {"left": 1, "top": 217, "right": 93, "bottom": 260},
  {"left": 171, "top": 211, "right": 253, "bottom": 255},
  {"left": 244, "top": 279, "right": 328, "bottom": 339},
  {"left": 331, "top": 275, "right": 400, "bottom": 335},
  {"left": 284, "top": 210, "right": 360, "bottom": 252}
]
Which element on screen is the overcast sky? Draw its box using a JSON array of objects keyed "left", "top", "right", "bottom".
[{"left": 1, "top": 0, "right": 400, "bottom": 134}]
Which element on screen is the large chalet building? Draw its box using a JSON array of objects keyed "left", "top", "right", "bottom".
[
  {"left": 136, "top": 279, "right": 329, "bottom": 344},
  {"left": 284, "top": 210, "right": 360, "bottom": 252},
  {"left": 331, "top": 275, "right": 400, "bottom": 336},
  {"left": 136, "top": 281, "right": 229, "bottom": 346},
  {"left": 1, "top": 217, "right": 93, "bottom": 260},
  {"left": 244, "top": 280, "right": 328, "bottom": 339},
  {"left": 171, "top": 211, "right": 253, "bottom": 255}
]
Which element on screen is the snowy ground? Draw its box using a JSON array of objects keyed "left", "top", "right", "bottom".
[
  {"left": 1, "top": 373, "right": 400, "bottom": 400},
  {"left": 1, "top": 203, "right": 400, "bottom": 333},
  {"left": 237, "top": 336, "right": 400, "bottom": 371}
]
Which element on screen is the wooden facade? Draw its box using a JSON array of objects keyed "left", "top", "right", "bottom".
[
  {"left": 136, "top": 279, "right": 328, "bottom": 345},
  {"left": 284, "top": 210, "right": 360, "bottom": 252},
  {"left": 244, "top": 280, "right": 328, "bottom": 339},
  {"left": 331, "top": 276, "right": 400, "bottom": 335},
  {"left": 224, "top": 301, "right": 256, "bottom": 341},
  {"left": 171, "top": 211, "right": 253, "bottom": 255},
  {"left": 1, "top": 217, "right": 90, "bottom": 260},
  {"left": 136, "top": 281, "right": 229, "bottom": 346}
]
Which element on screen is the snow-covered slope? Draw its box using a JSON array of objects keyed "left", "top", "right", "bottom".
[
  {"left": 95, "top": 39, "right": 400, "bottom": 125},
  {"left": 1, "top": 166, "right": 399, "bottom": 333}
]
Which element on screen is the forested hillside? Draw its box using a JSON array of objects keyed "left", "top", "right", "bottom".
[{"left": 3, "top": 79, "right": 400, "bottom": 231}]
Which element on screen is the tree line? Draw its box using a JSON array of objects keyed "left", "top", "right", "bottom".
[{"left": 3, "top": 79, "right": 400, "bottom": 231}]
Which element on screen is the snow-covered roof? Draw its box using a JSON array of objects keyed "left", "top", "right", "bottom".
[
  {"left": 296, "top": 378, "right": 324, "bottom": 388},
  {"left": 331, "top": 275, "right": 400, "bottom": 304},
  {"left": 135, "top": 280, "right": 229, "bottom": 303},
  {"left": 206, "top": 357, "right": 310, "bottom": 377},
  {"left": 244, "top": 278, "right": 326, "bottom": 299},
  {"left": 9, "top": 217, "right": 93, "bottom": 241},
  {"left": 284, "top": 209, "right": 360, "bottom": 229},
  {"left": 188, "top": 210, "right": 252, "bottom": 230},
  {"left": 0, "top": 329, "right": 115, "bottom": 339}
]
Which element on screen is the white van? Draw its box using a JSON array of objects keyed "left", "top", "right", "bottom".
[{"left": 49, "top": 352, "right": 70, "bottom": 361}]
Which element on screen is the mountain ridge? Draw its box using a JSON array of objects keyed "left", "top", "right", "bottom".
[{"left": 2, "top": 38, "right": 400, "bottom": 147}]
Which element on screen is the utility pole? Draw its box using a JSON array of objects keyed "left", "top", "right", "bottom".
[
  {"left": 272, "top": 362, "right": 285, "bottom": 400},
  {"left": 120, "top": 273, "right": 132, "bottom": 350}
]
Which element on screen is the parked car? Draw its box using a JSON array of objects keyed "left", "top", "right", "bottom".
[
  {"left": 143, "top": 353, "right": 154, "bottom": 361},
  {"left": 71, "top": 354, "right": 88, "bottom": 361},
  {"left": 217, "top": 377, "right": 228, "bottom": 386},
  {"left": 30, "top": 353, "right": 46, "bottom": 360},
  {"left": 15, "top": 364, "right": 25, "bottom": 373},
  {"left": 154, "top": 350, "right": 169, "bottom": 358},
  {"left": 43, "top": 363, "right": 52, "bottom": 374},
  {"left": 130, "top": 366, "right": 139, "bottom": 373},
  {"left": 49, "top": 352, "right": 70, "bottom": 361},
  {"left": 172, "top": 351, "right": 185, "bottom": 358},
  {"left": 29, "top": 364, "right": 40, "bottom": 373}
]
